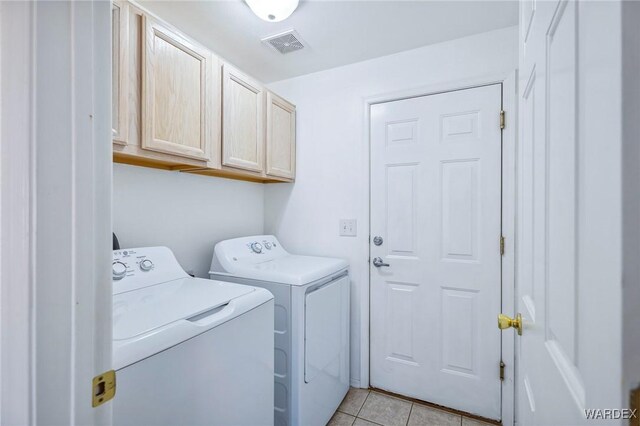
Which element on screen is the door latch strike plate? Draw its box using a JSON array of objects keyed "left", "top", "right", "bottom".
[
  {"left": 500, "top": 361, "right": 505, "bottom": 381},
  {"left": 92, "top": 370, "right": 116, "bottom": 407},
  {"left": 500, "top": 236, "right": 505, "bottom": 256}
]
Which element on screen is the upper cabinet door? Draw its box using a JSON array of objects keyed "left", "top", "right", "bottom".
[
  {"left": 141, "top": 16, "right": 213, "bottom": 161},
  {"left": 112, "top": 1, "right": 129, "bottom": 146},
  {"left": 222, "top": 64, "right": 265, "bottom": 173},
  {"left": 266, "top": 92, "right": 296, "bottom": 180}
]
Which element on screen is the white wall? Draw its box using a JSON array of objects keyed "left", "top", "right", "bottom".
[
  {"left": 265, "top": 26, "right": 519, "bottom": 386},
  {"left": 113, "top": 164, "right": 264, "bottom": 277}
]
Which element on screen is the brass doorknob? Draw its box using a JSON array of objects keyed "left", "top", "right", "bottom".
[{"left": 497, "top": 313, "right": 523, "bottom": 335}]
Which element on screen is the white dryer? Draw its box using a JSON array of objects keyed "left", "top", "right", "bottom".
[
  {"left": 210, "top": 235, "right": 350, "bottom": 426},
  {"left": 112, "top": 246, "right": 274, "bottom": 426}
]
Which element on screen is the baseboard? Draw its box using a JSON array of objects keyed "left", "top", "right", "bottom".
[{"left": 350, "top": 378, "right": 362, "bottom": 388}]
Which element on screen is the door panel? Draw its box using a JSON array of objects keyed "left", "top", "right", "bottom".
[
  {"left": 370, "top": 84, "right": 502, "bottom": 420},
  {"left": 441, "top": 159, "right": 479, "bottom": 261},
  {"left": 386, "top": 164, "right": 418, "bottom": 255},
  {"left": 547, "top": 0, "right": 578, "bottom": 367}
]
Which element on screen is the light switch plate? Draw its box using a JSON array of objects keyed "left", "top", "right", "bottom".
[{"left": 339, "top": 219, "right": 357, "bottom": 237}]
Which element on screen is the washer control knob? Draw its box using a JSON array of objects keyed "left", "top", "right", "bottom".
[
  {"left": 251, "top": 242, "right": 263, "bottom": 253},
  {"left": 112, "top": 261, "right": 127, "bottom": 280},
  {"left": 264, "top": 242, "right": 272, "bottom": 250},
  {"left": 139, "top": 258, "right": 154, "bottom": 272}
]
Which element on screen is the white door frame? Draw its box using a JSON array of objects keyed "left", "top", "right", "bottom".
[
  {"left": 0, "top": 2, "right": 112, "bottom": 424},
  {"left": 361, "top": 71, "right": 517, "bottom": 425}
]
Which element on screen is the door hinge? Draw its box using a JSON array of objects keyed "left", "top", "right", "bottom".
[
  {"left": 500, "top": 235, "right": 505, "bottom": 256},
  {"left": 500, "top": 110, "right": 506, "bottom": 129},
  {"left": 92, "top": 370, "right": 116, "bottom": 407},
  {"left": 500, "top": 361, "right": 505, "bottom": 381}
]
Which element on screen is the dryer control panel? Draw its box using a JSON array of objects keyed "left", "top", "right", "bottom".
[
  {"left": 212, "top": 235, "right": 289, "bottom": 273},
  {"left": 248, "top": 238, "right": 280, "bottom": 254}
]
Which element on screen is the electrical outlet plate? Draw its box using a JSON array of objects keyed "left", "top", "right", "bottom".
[{"left": 339, "top": 219, "right": 357, "bottom": 237}]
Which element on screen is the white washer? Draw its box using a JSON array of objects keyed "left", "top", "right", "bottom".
[
  {"left": 112, "top": 246, "right": 274, "bottom": 426},
  {"left": 209, "top": 235, "right": 350, "bottom": 426}
]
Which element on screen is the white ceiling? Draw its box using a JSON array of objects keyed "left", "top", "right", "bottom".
[{"left": 140, "top": 0, "right": 519, "bottom": 83}]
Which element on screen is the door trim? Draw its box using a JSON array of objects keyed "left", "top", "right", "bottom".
[
  {"left": 0, "top": 3, "right": 34, "bottom": 423},
  {"left": 1, "top": 2, "right": 114, "bottom": 424},
  {"left": 362, "top": 71, "right": 518, "bottom": 425}
]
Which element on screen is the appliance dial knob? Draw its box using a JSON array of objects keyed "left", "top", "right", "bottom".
[
  {"left": 139, "top": 259, "right": 154, "bottom": 272},
  {"left": 112, "top": 261, "right": 127, "bottom": 280},
  {"left": 251, "top": 242, "right": 263, "bottom": 253},
  {"left": 264, "top": 242, "right": 272, "bottom": 250}
]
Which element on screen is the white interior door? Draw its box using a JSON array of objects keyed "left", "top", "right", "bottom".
[
  {"left": 370, "top": 84, "right": 503, "bottom": 420},
  {"left": 516, "top": 1, "right": 624, "bottom": 424}
]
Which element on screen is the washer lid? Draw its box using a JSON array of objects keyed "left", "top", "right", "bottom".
[
  {"left": 214, "top": 254, "right": 348, "bottom": 286},
  {"left": 113, "top": 277, "right": 254, "bottom": 341}
]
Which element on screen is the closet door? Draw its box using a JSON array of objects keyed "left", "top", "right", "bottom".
[
  {"left": 112, "top": 0, "right": 129, "bottom": 146},
  {"left": 266, "top": 92, "right": 296, "bottom": 180},
  {"left": 141, "top": 16, "right": 212, "bottom": 161},
  {"left": 222, "top": 64, "right": 265, "bottom": 173}
]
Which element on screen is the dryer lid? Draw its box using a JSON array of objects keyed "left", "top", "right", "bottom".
[{"left": 113, "top": 277, "right": 254, "bottom": 341}]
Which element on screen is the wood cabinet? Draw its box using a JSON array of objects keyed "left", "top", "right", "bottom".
[
  {"left": 222, "top": 65, "right": 265, "bottom": 173},
  {"left": 266, "top": 91, "right": 296, "bottom": 180},
  {"left": 111, "top": 1, "right": 129, "bottom": 146},
  {"left": 112, "top": 1, "right": 294, "bottom": 183},
  {"left": 141, "top": 16, "right": 218, "bottom": 163},
  {"left": 113, "top": 3, "right": 215, "bottom": 170}
]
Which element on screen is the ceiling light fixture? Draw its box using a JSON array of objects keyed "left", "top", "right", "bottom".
[{"left": 245, "top": 0, "right": 300, "bottom": 22}]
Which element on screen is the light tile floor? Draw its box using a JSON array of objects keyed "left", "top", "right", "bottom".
[{"left": 328, "top": 388, "right": 498, "bottom": 426}]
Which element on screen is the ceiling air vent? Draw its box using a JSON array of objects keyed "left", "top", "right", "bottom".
[{"left": 261, "top": 30, "right": 305, "bottom": 55}]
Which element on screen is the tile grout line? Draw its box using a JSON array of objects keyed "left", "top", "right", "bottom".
[
  {"left": 355, "top": 417, "right": 384, "bottom": 426},
  {"left": 358, "top": 390, "right": 413, "bottom": 426},
  {"left": 355, "top": 390, "right": 371, "bottom": 418},
  {"left": 336, "top": 390, "right": 367, "bottom": 418},
  {"left": 406, "top": 402, "right": 414, "bottom": 426}
]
